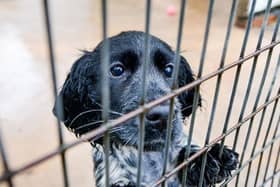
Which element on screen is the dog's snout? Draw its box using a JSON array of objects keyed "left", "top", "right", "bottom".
[{"left": 146, "top": 105, "right": 169, "bottom": 122}]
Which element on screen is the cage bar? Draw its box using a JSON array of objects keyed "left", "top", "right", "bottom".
[
  {"left": 137, "top": 0, "right": 151, "bottom": 186},
  {"left": 245, "top": 19, "right": 280, "bottom": 186},
  {"left": 0, "top": 39, "right": 278, "bottom": 184},
  {"left": 271, "top": 143, "right": 280, "bottom": 187},
  {"left": 197, "top": 0, "right": 239, "bottom": 186},
  {"left": 181, "top": 1, "right": 215, "bottom": 186},
  {"left": 42, "top": 1, "right": 69, "bottom": 186},
  {"left": 221, "top": 129, "right": 280, "bottom": 186},
  {"left": 0, "top": 1, "right": 280, "bottom": 186},
  {"left": 253, "top": 54, "right": 280, "bottom": 186},
  {"left": 0, "top": 128, "right": 13, "bottom": 187},
  {"left": 263, "top": 113, "right": 280, "bottom": 186},
  {"left": 234, "top": 0, "right": 273, "bottom": 185},
  {"left": 162, "top": 1, "right": 187, "bottom": 186},
  {"left": 261, "top": 169, "right": 280, "bottom": 187},
  {"left": 152, "top": 91, "right": 280, "bottom": 186},
  {"left": 222, "top": 105, "right": 280, "bottom": 186},
  {"left": 219, "top": 0, "right": 257, "bottom": 156},
  {"left": 100, "top": 0, "right": 110, "bottom": 186},
  {"left": 248, "top": 90, "right": 280, "bottom": 186}
]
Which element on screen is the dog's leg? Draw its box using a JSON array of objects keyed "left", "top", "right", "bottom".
[{"left": 178, "top": 144, "right": 238, "bottom": 186}]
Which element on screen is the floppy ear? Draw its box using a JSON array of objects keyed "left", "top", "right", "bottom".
[
  {"left": 178, "top": 56, "right": 201, "bottom": 118},
  {"left": 53, "top": 54, "right": 93, "bottom": 133}
]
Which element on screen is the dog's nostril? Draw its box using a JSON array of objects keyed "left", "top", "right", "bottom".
[{"left": 146, "top": 105, "right": 169, "bottom": 122}]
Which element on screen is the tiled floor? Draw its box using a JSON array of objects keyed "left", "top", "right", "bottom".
[{"left": 0, "top": 0, "right": 279, "bottom": 186}]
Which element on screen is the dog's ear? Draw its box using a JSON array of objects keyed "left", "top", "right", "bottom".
[
  {"left": 178, "top": 56, "right": 201, "bottom": 118},
  {"left": 53, "top": 54, "right": 91, "bottom": 130}
]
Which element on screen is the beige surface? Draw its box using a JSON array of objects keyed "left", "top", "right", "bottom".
[{"left": 0, "top": 0, "right": 279, "bottom": 186}]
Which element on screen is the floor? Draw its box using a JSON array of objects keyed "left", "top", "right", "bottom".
[{"left": 0, "top": 0, "right": 279, "bottom": 186}]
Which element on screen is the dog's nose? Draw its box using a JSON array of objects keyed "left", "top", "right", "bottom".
[{"left": 146, "top": 105, "right": 169, "bottom": 122}]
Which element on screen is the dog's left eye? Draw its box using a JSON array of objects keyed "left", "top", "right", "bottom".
[
  {"left": 110, "top": 64, "right": 125, "bottom": 77},
  {"left": 163, "top": 64, "right": 173, "bottom": 77}
]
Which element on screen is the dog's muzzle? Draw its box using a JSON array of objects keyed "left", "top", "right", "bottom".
[{"left": 145, "top": 104, "right": 170, "bottom": 131}]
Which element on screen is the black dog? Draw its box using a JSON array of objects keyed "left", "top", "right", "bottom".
[{"left": 53, "top": 31, "right": 238, "bottom": 187}]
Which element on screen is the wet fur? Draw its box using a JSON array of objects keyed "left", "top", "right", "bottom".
[{"left": 53, "top": 31, "right": 238, "bottom": 187}]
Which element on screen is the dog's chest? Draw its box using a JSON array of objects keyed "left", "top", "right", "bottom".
[
  {"left": 140, "top": 152, "right": 180, "bottom": 186},
  {"left": 93, "top": 144, "right": 181, "bottom": 186}
]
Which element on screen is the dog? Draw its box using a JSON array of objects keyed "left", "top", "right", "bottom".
[{"left": 53, "top": 31, "right": 238, "bottom": 187}]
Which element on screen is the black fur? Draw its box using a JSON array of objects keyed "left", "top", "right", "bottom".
[{"left": 53, "top": 31, "right": 238, "bottom": 186}]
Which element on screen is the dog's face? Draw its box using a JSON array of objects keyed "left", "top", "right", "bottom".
[{"left": 54, "top": 31, "right": 200, "bottom": 150}]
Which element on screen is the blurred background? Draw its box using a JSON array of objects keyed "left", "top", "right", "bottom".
[{"left": 0, "top": 0, "right": 279, "bottom": 186}]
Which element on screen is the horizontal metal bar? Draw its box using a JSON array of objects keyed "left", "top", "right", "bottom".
[
  {"left": 260, "top": 169, "right": 280, "bottom": 187},
  {"left": 252, "top": 55, "right": 280, "bottom": 186},
  {"left": 150, "top": 93, "right": 280, "bottom": 187},
  {"left": 221, "top": 134, "right": 280, "bottom": 186},
  {"left": 0, "top": 41, "right": 279, "bottom": 183},
  {"left": 271, "top": 143, "right": 280, "bottom": 187},
  {"left": 244, "top": 22, "right": 280, "bottom": 185},
  {"left": 263, "top": 113, "right": 280, "bottom": 185}
]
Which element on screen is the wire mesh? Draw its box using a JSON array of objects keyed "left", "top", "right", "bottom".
[{"left": 0, "top": 0, "right": 279, "bottom": 186}]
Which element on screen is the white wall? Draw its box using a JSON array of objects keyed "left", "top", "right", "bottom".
[{"left": 248, "top": 0, "right": 280, "bottom": 14}]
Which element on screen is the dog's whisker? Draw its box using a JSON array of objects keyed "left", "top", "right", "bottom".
[
  {"left": 181, "top": 104, "right": 193, "bottom": 112},
  {"left": 69, "top": 109, "right": 123, "bottom": 128},
  {"left": 76, "top": 119, "right": 123, "bottom": 133},
  {"left": 124, "top": 132, "right": 137, "bottom": 146},
  {"left": 92, "top": 101, "right": 125, "bottom": 116},
  {"left": 75, "top": 120, "right": 104, "bottom": 131}
]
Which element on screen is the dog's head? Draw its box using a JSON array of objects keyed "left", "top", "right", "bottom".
[{"left": 53, "top": 31, "right": 200, "bottom": 150}]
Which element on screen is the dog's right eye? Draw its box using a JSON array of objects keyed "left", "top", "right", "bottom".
[{"left": 110, "top": 64, "right": 125, "bottom": 77}]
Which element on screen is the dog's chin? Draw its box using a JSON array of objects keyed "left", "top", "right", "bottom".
[
  {"left": 143, "top": 141, "right": 165, "bottom": 151},
  {"left": 112, "top": 133, "right": 166, "bottom": 152}
]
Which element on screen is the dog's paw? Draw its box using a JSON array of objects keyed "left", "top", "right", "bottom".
[
  {"left": 207, "top": 143, "right": 239, "bottom": 183},
  {"left": 181, "top": 144, "right": 238, "bottom": 186},
  {"left": 185, "top": 151, "right": 220, "bottom": 186}
]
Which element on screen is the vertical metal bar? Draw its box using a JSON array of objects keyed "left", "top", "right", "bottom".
[
  {"left": 265, "top": 114, "right": 280, "bottom": 187},
  {"left": 270, "top": 124, "right": 280, "bottom": 186},
  {"left": 162, "top": 1, "right": 187, "bottom": 186},
  {"left": 246, "top": 20, "right": 280, "bottom": 186},
  {"left": 181, "top": 1, "right": 215, "bottom": 186},
  {"left": 219, "top": 0, "right": 258, "bottom": 156},
  {"left": 233, "top": 0, "right": 272, "bottom": 151},
  {"left": 100, "top": 0, "right": 110, "bottom": 187},
  {"left": 197, "top": 0, "right": 239, "bottom": 186},
  {"left": 220, "top": 130, "right": 280, "bottom": 186},
  {"left": 42, "top": 1, "right": 69, "bottom": 186},
  {"left": 137, "top": 0, "right": 151, "bottom": 186},
  {"left": 270, "top": 126, "right": 280, "bottom": 187},
  {"left": 254, "top": 54, "right": 280, "bottom": 186},
  {"left": 252, "top": 96, "right": 279, "bottom": 186},
  {"left": 0, "top": 127, "right": 13, "bottom": 187},
  {"left": 234, "top": 0, "right": 272, "bottom": 185}
]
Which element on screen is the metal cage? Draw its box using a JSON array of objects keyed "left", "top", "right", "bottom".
[{"left": 0, "top": 0, "right": 279, "bottom": 186}]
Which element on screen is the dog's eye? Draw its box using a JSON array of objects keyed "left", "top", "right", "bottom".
[
  {"left": 163, "top": 64, "right": 173, "bottom": 77},
  {"left": 110, "top": 64, "right": 125, "bottom": 77}
]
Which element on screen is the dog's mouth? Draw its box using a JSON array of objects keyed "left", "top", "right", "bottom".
[{"left": 109, "top": 115, "right": 180, "bottom": 151}]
